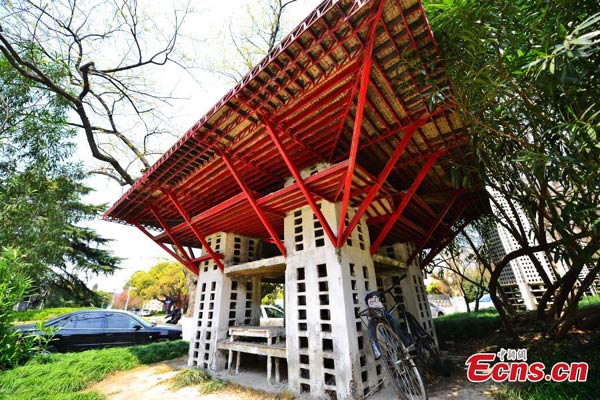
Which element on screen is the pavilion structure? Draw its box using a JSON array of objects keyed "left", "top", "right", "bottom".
[{"left": 104, "top": 0, "right": 485, "bottom": 398}]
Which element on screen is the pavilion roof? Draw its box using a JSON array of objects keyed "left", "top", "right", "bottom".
[{"left": 104, "top": 0, "right": 486, "bottom": 265}]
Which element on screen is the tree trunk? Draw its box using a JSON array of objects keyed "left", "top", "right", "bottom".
[{"left": 552, "top": 261, "right": 600, "bottom": 338}]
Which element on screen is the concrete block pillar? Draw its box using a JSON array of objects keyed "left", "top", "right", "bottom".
[
  {"left": 284, "top": 202, "right": 382, "bottom": 399},
  {"left": 376, "top": 243, "right": 437, "bottom": 344},
  {"left": 188, "top": 232, "right": 263, "bottom": 370}
]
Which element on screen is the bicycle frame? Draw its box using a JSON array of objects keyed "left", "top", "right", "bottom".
[{"left": 359, "top": 288, "right": 416, "bottom": 360}]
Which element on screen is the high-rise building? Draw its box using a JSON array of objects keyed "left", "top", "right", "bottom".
[
  {"left": 487, "top": 188, "right": 600, "bottom": 310},
  {"left": 487, "top": 188, "right": 570, "bottom": 310}
]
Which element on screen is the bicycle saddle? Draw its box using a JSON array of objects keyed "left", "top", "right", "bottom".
[{"left": 365, "top": 291, "right": 385, "bottom": 308}]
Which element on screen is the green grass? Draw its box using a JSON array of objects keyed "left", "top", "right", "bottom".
[
  {"left": 170, "top": 369, "right": 226, "bottom": 393},
  {"left": 0, "top": 340, "right": 189, "bottom": 400},
  {"left": 434, "top": 307, "right": 501, "bottom": 342},
  {"left": 578, "top": 294, "right": 600, "bottom": 309},
  {"left": 497, "top": 332, "right": 599, "bottom": 400},
  {"left": 435, "top": 295, "right": 600, "bottom": 343},
  {"left": 13, "top": 307, "right": 91, "bottom": 323}
]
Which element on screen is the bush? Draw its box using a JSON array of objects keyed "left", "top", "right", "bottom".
[{"left": 0, "top": 248, "right": 33, "bottom": 370}]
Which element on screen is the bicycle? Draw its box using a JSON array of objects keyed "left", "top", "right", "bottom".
[{"left": 359, "top": 275, "right": 445, "bottom": 399}]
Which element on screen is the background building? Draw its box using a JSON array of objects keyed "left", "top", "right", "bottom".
[{"left": 487, "top": 188, "right": 599, "bottom": 310}]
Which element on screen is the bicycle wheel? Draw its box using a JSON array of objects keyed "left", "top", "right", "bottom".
[{"left": 371, "top": 317, "right": 427, "bottom": 400}]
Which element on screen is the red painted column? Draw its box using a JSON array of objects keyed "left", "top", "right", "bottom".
[
  {"left": 261, "top": 116, "right": 338, "bottom": 247},
  {"left": 337, "top": 0, "right": 387, "bottom": 247}
]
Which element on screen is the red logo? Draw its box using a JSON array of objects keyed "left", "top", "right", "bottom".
[{"left": 465, "top": 351, "right": 588, "bottom": 383}]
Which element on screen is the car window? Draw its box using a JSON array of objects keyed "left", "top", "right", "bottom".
[
  {"left": 58, "top": 317, "right": 77, "bottom": 328},
  {"left": 106, "top": 314, "right": 138, "bottom": 329},
  {"left": 75, "top": 313, "right": 105, "bottom": 329},
  {"left": 265, "top": 307, "right": 284, "bottom": 318}
]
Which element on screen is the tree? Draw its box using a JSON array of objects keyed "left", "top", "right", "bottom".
[
  {"left": 427, "top": 220, "right": 491, "bottom": 312},
  {"left": 425, "top": 0, "right": 600, "bottom": 337},
  {"left": 204, "top": 0, "right": 300, "bottom": 82},
  {"left": 112, "top": 289, "right": 143, "bottom": 310},
  {"left": 0, "top": 0, "right": 189, "bottom": 185},
  {"left": 0, "top": 54, "right": 120, "bottom": 307},
  {"left": 128, "top": 262, "right": 188, "bottom": 310}
]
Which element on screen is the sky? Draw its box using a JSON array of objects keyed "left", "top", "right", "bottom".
[{"left": 84, "top": 0, "right": 322, "bottom": 293}]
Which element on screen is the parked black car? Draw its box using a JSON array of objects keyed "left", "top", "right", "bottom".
[{"left": 14, "top": 309, "right": 182, "bottom": 352}]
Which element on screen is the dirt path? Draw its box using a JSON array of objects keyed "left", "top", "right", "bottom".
[
  {"left": 89, "top": 356, "right": 498, "bottom": 400},
  {"left": 88, "top": 357, "right": 281, "bottom": 400}
]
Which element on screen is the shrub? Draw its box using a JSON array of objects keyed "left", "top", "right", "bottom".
[{"left": 0, "top": 248, "right": 32, "bottom": 370}]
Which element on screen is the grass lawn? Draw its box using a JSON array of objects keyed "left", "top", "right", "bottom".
[
  {"left": 434, "top": 294, "right": 600, "bottom": 343},
  {"left": 434, "top": 307, "right": 501, "bottom": 342},
  {"left": 496, "top": 331, "right": 599, "bottom": 400},
  {"left": 578, "top": 294, "right": 600, "bottom": 309},
  {"left": 0, "top": 340, "right": 189, "bottom": 400},
  {"left": 13, "top": 307, "right": 91, "bottom": 323},
  {"left": 434, "top": 298, "right": 599, "bottom": 400}
]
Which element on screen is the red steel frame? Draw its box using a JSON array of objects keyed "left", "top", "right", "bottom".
[
  {"left": 165, "top": 191, "right": 226, "bottom": 271},
  {"left": 260, "top": 115, "right": 339, "bottom": 246},
  {"left": 133, "top": 221, "right": 198, "bottom": 274},
  {"left": 339, "top": 118, "right": 426, "bottom": 245},
  {"left": 405, "top": 188, "right": 464, "bottom": 265},
  {"left": 104, "top": 0, "right": 483, "bottom": 276},
  {"left": 370, "top": 149, "right": 446, "bottom": 254},
  {"left": 147, "top": 206, "right": 199, "bottom": 273},
  {"left": 337, "top": 0, "right": 386, "bottom": 247},
  {"left": 219, "top": 150, "right": 287, "bottom": 257},
  {"left": 419, "top": 201, "right": 476, "bottom": 267}
]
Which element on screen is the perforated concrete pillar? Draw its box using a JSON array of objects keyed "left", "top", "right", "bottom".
[
  {"left": 377, "top": 243, "right": 437, "bottom": 344},
  {"left": 188, "top": 232, "right": 262, "bottom": 370},
  {"left": 284, "top": 202, "right": 383, "bottom": 399}
]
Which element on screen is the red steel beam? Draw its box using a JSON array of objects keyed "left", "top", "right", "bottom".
[
  {"left": 133, "top": 220, "right": 199, "bottom": 275},
  {"left": 165, "top": 192, "right": 225, "bottom": 272},
  {"left": 406, "top": 189, "right": 464, "bottom": 265},
  {"left": 337, "top": 0, "right": 387, "bottom": 247},
  {"left": 370, "top": 149, "right": 446, "bottom": 254},
  {"left": 220, "top": 151, "right": 287, "bottom": 257},
  {"left": 340, "top": 117, "right": 426, "bottom": 244},
  {"left": 260, "top": 115, "right": 338, "bottom": 246},
  {"left": 148, "top": 206, "right": 196, "bottom": 267},
  {"left": 420, "top": 211, "right": 475, "bottom": 267},
  {"left": 191, "top": 253, "right": 225, "bottom": 264},
  {"left": 154, "top": 162, "right": 349, "bottom": 241}
]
